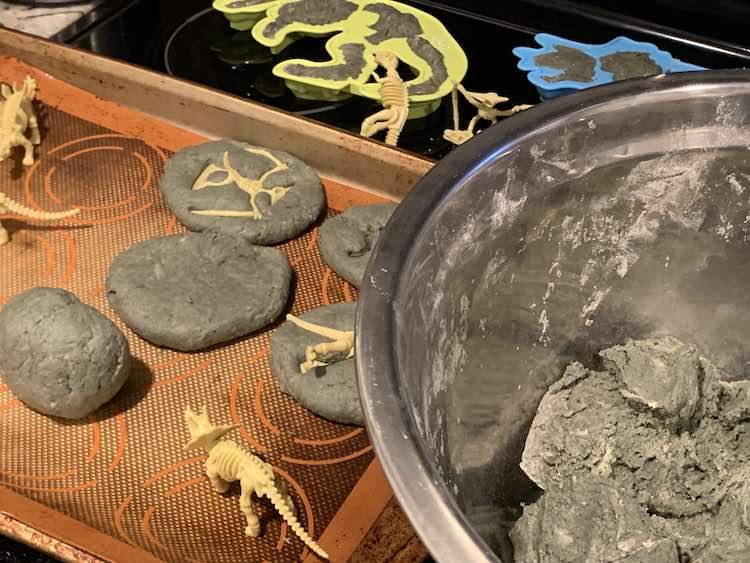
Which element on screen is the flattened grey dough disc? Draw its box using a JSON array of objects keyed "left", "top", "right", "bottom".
[
  {"left": 270, "top": 301, "right": 361, "bottom": 425},
  {"left": 160, "top": 139, "right": 325, "bottom": 245},
  {"left": 319, "top": 203, "right": 397, "bottom": 288},
  {"left": 107, "top": 232, "right": 292, "bottom": 351},
  {"left": 0, "top": 288, "right": 130, "bottom": 419}
]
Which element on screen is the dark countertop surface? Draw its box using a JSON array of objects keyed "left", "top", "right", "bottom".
[{"left": 0, "top": 535, "right": 55, "bottom": 563}]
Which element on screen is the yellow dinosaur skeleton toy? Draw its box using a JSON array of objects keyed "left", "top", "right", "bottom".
[
  {"left": 360, "top": 51, "right": 409, "bottom": 147},
  {"left": 0, "top": 76, "right": 41, "bottom": 166},
  {"left": 184, "top": 406, "right": 328, "bottom": 559},
  {"left": 286, "top": 313, "right": 355, "bottom": 374},
  {"left": 443, "top": 81, "right": 533, "bottom": 145},
  {"left": 190, "top": 148, "right": 290, "bottom": 219},
  {"left": 0, "top": 192, "right": 80, "bottom": 245}
]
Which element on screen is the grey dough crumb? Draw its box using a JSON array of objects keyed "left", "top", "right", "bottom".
[
  {"left": 284, "top": 43, "right": 367, "bottom": 81},
  {"left": 534, "top": 45, "right": 596, "bottom": 84},
  {"left": 364, "top": 3, "right": 423, "bottom": 44},
  {"left": 262, "top": 0, "right": 358, "bottom": 39},
  {"left": 600, "top": 51, "right": 662, "bottom": 81},
  {"left": 512, "top": 336, "right": 750, "bottom": 562},
  {"left": 270, "top": 301, "right": 361, "bottom": 425},
  {"left": 511, "top": 478, "right": 680, "bottom": 563},
  {"left": 160, "top": 139, "right": 325, "bottom": 245},
  {"left": 406, "top": 36, "right": 450, "bottom": 96},
  {"left": 0, "top": 288, "right": 130, "bottom": 419},
  {"left": 319, "top": 203, "right": 397, "bottom": 288},
  {"left": 107, "top": 232, "right": 292, "bottom": 351}
]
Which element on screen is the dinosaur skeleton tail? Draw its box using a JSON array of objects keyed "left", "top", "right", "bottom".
[
  {"left": 264, "top": 487, "right": 328, "bottom": 559},
  {"left": 385, "top": 128, "right": 401, "bottom": 146},
  {"left": 1, "top": 195, "right": 79, "bottom": 221}
]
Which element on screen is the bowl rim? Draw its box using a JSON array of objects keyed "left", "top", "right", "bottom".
[{"left": 355, "top": 69, "right": 750, "bottom": 562}]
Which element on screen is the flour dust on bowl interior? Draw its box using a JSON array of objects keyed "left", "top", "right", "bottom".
[{"left": 356, "top": 70, "right": 750, "bottom": 562}]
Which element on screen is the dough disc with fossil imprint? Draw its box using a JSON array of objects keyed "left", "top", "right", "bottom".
[{"left": 160, "top": 139, "right": 325, "bottom": 245}]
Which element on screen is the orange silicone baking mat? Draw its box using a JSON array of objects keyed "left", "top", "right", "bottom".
[{"left": 0, "top": 57, "right": 392, "bottom": 563}]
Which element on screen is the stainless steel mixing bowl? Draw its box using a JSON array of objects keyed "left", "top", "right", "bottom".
[{"left": 356, "top": 70, "right": 750, "bottom": 562}]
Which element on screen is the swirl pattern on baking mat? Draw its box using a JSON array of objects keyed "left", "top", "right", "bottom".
[{"left": 0, "top": 94, "right": 381, "bottom": 562}]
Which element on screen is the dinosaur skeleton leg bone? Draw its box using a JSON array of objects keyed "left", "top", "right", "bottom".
[
  {"left": 17, "top": 135, "right": 35, "bottom": 166},
  {"left": 28, "top": 113, "right": 41, "bottom": 145},
  {"left": 207, "top": 464, "right": 231, "bottom": 494},
  {"left": 451, "top": 81, "right": 460, "bottom": 131},
  {"left": 360, "top": 108, "right": 397, "bottom": 137},
  {"left": 467, "top": 114, "right": 482, "bottom": 136},
  {"left": 240, "top": 477, "right": 262, "bottom": 537}
]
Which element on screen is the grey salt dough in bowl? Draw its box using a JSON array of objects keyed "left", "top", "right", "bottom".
[
  {"left": 356, "top": 70, "right": 750, "bottom": 562},
  {"left": 160, "top": 139, "right": 325, "bottom": 245},
  {"left": 270, "top": 301, "right": 361, "bottom": 425},
  {"left": 319, "top": 202, "right": 397, "bottom": 288},
  {"left": 107, "top": 231, "right": 292, "bottom": 351},
  {"left": 0, "top": 287, "right": 130, "bottom": 419}
]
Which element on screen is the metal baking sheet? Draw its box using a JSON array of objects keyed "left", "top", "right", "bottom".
[{"left": 0, "top": 29, "right": 430, "bottom": 562}]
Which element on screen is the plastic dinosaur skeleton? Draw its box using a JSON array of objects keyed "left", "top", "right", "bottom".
[
  {"left": 360, "top": 51, "right": 409, "bottom": 147},
  {"left": 0, "top": 76, "right": 41, "bottom": 166},
  {"left": 443, "top": 81, "right": 533, "bottom": 145},
  {"left": 0, "top": 192, "right": 79, "bottom": 245},
  {"left": 184, "top": 406, "right": 328, "bottom": 559},
  {"left": 190, "top": 148, "right": 290, "bottom": 219},
  {"left": 286, "top": 314, "right": 354, "bottom": 374}
]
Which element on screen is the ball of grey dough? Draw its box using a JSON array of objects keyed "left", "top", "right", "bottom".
[
  {"left": 107, "top": 232, "right": 292, "bottom": 351},
  {"left": 0, "top": 288, "right": 130, "bottom": 419},
  {"left": 319, "top": 202, "right": 397, "bottom": 288},
  {"left": 160, "top": 139, "right": 325, "bottom": 245},
  {"left": 270, "top": 301, "right": 361, "bottom": 425}
]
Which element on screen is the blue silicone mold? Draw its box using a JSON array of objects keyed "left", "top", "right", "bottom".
[{"left": 513, "top": 33, "right": 706, "bottom": 101}]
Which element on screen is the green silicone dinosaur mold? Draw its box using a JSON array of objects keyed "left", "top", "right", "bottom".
[{"left": 213, "top": 0, "right": 468, "bottom": 117}]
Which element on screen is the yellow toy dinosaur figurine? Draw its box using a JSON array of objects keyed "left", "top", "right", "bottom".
[
  {"left": 360, "top": 51, "right": 409, "bottom": 147},
  {"left": 443, "top": 81, "right": 533, "bottom": 145},
  {"left": 0, "top": 192, "right": 80, "bottom": 245},
  {"left": 184, "top": 406, "right": 328, "bottom": 559},
  {"left": 285, "top": 313, "right": 355, "bottom": 374},
  {"left": 190, "top": 148, "right": 290, "bottom": 219},
  {"left": 0, "top": 76, "right": 41, "bottom": 166}
]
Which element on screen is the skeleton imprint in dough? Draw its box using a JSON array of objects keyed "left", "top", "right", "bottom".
[{"left": 191, "top": 147, "right": 289, "bottom": 219}]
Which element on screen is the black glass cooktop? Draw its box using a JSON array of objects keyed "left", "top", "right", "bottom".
[{"left": 70, "top": 0, "right": 749, "bottom": 159}]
